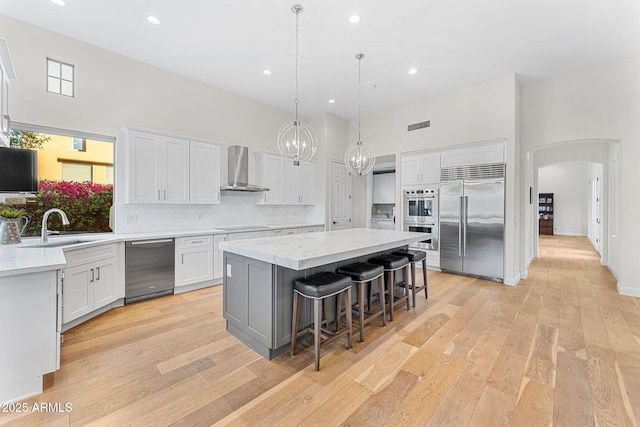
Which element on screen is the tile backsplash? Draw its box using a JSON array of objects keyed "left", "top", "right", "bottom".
[{"left": 115, "top": 192, "right": 324, "bottom": 234}]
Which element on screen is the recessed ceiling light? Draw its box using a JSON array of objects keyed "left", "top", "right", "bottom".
[
  {"left": 147, "top": 16, "right": 161, "bottom": 25},
  {"left": 349, "top": 14, "right": 361, "bottom": 24},
  {"left": 263, "top": 69, "right": 272, "bottom": 75},
  {"left": 328, "top": 99, "right": 336, "bottom": 104},
  {"left": 408, "top": 68, "right": 418, "bottom": 75},
  {"left": 50, "top": 0, "right": 66, "bottom": 6}
]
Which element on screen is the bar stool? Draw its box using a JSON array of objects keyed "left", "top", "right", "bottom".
[
  {"left": 368, "top": 254, "right": 410, "bottom": 322},
  {"left": 290, "top": 272, "right": 353, "bottom": 371},
  {"left": 393, "top": 249, "right": 428, "bottom": 307},
  {"left": 336, "top": 263, "right": 385, "bottom": 342}
]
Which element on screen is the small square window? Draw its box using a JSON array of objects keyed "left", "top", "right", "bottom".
[
  {"left": 47, "top": 58, "right": 74, "bottom": 97},
  {"left": 72, "top": 137, "right": 86, "bottom": 151}
]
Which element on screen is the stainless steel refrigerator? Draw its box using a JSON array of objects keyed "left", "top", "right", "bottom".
[{"left": 439, "top": 163, "right": 505, "bottom": 280}]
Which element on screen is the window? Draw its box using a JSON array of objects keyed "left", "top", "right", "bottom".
[
  {"left": 72, "top": 137, "right": 86, "bottom": 151},
  {"left": 47, "top": 58, "right": 74, "bottom": 97},
  {"left": 3, "top": 127, "right": 114, "bottom": 236}
]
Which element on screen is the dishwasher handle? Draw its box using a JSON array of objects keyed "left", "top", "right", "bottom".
[{"left": 128, "top": 239, "right": 174, "bottom": 246}]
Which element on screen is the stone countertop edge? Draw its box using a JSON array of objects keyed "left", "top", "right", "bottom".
[
  {"left": 0, "top": 223, "right": 325, "bottom": 278},
  {"left": 218, "top": 228, "right": 430, "bottom": 271}
]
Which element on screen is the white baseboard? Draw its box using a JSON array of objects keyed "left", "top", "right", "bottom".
[{"left": 617, "top": 282, "right": 640, "bottom": 297}]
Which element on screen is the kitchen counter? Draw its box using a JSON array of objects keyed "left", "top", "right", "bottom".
[
  {"left": 219, "top": 228, "right": 428, "bottom": 270},
  {"left": 0, "top": 223, "right": 324, "bottom": 278},
  {"left": 220, "top": 228, "right": 429, "bottom": 359}
]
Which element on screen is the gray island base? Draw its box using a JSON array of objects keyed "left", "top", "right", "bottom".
[{"left": 219, "top": 228, "right": 430, "bottom": 359}]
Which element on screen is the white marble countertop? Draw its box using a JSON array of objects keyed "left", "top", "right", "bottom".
[
  {"left": 0, "top": 223, "right": 324, "bottom": 278},
  {"left": 219, "top": 228, "right": 430, "bottom": 270}
]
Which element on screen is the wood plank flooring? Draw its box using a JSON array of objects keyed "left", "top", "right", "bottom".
[{"left": 2, "top": 236, "right": 639, "bottom": 426}]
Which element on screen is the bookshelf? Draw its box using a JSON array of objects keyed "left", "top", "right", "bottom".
[{"left": 538, "top": 193, "right": 554, "bottom": 235}]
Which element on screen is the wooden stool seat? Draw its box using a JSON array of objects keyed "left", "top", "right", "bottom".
[
  {"left": 291, "top": 272, "right": 353, "bottom": 371},
  {"left": 369, "top": 255, "right": 410, "bottom": 321},
  {"left": 393, "top": 249, "right": 428, "bottom": 307},
  {"left": 336, "top": 263, "right": 385, "bottom": 342}
]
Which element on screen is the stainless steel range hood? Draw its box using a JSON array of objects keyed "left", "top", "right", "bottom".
[{"left": 220, "top": 145, "right": 269, "bottom": 192}]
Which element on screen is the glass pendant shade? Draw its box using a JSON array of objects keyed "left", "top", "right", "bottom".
[
  {"left": 277, "top": 119, "right": 317, "bottom": 166},
  {"left": 345, "top": 140, "right": 375, "bottom": 176},
  {"left": 277, "top": 4, "right": 317, "bottom": 166},
  {"left": 345, "top": 53, "right": 375, "bottom": 176}
]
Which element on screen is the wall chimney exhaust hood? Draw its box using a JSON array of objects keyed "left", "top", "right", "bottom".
[{"left": 220, "top": 145, "right": 269, "bottom": 192}]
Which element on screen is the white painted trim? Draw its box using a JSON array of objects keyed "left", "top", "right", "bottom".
[
  {"left": 617, "top": 282, "right": 640, "bottom": 298},
  {"left": 503, "top": 273, "right": 520, "bottom": 286}
]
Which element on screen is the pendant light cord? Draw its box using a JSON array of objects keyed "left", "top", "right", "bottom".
[
  {"left": 357, "top": 54, "right": 362, "bottom": 146},
  {"left": 294, "top": 5, "right": 300, "bottom": 125}
]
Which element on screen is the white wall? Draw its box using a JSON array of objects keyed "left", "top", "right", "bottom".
[
  {"left": 538, "top": 162, "right": 588, "bottom": 236},
  {"left": 521, "top": 56, "right": 640, "bottom": 296},
  {"left": 0, "top": 15, "right": 343, "bottom": 232},
  {"left": 348, "top": 74, "right": 521, "bottom": 285}
]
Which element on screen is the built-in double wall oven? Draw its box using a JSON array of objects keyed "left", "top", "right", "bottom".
[{"left": 403, "top": 188, "right": 439, "bottom": 250}]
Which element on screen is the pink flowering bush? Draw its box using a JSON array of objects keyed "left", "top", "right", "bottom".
[{"left": 20, "top": 180, "right": 113, "bottom": 237}]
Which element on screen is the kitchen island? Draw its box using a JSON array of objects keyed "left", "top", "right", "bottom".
[{"left": 219, "top": 228, "right": 429, "bottom": 359}]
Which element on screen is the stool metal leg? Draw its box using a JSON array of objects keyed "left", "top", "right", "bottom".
[
  {"left": 388, "top": 270, "right": 394, "bottom": 322},
  {"left": 345, "top": 288, "right": 353, "bottom": 350},
  {"left": 357, "top": 282, "right": 365, "bottom": 342},
  {"left": 314, "top": 298, "right": 322, "bottom": 371},
  {"left": 422, "top": 258, "right": 428, "bottom": 298},
  {"left": 291, "top": 292, "right": 300, "bottom": 357},
  {"left": 405, "top": 265, "right": 411, "bottom": 311},
  {"left": 410, "top": 262, "right": 417, "bottom": 308}
]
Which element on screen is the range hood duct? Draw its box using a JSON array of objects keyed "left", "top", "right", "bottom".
[{"left": 220, "top": 145, "right": 269, "bottom": 192}]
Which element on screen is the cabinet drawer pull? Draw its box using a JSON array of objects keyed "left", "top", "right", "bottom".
[
  {"left": 90, "top": 268, "right": 94, "bottom": 283},
  {"left": 96, "top": 267, "right": 100, "bottom": 281}
]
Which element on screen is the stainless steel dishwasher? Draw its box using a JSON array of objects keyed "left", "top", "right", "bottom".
[{"left": 125, "top": 238, "right": 175, "bottom": 304}]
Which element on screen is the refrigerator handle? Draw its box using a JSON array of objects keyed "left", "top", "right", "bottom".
[
  {"left": 458, "top": 196, "right": 464, "bottom": 256},
  {"left": 463, "top": 196, "right": 469, "bottom": 256}
]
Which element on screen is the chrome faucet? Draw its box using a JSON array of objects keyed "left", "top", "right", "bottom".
[{"left": 41, "top": 208, "right": 70, "bottom": 243}]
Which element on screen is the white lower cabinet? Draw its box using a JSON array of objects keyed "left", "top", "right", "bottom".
[
  {"left": 62, "top": 244, "right": 118, "bottom": 324},
  {"left": 176, "top": 235, "right": 214, "bottom": 287}
]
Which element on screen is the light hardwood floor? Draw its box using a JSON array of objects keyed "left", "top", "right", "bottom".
[{"left": 2, "top": 236, "right": 639, "bottom": 426}]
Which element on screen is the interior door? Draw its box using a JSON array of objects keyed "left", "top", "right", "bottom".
[
  {"left": 463, "top": 180, "right": 504, "bottom": 279},
  {"left": 439, "top": 180, "right": 463, "bottom": 273},
  {"left": 331, "top": 160, "right": 352, "bottom": 230}
]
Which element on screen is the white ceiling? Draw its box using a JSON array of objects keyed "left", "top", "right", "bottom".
[{"left": 1, "top": 0, "right": 640, "bottom": 120}]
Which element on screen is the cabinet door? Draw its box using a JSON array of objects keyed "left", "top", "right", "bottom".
[
  {"left": 283, "top": 161, "right": 300, "bottom": 204},
  {"left": 178, "top": 245, "right": 214, "bottom": 287},
  {"left": 62, "top": 264, "right": 93, "bottom": 323},
  {"left": 213, "top": 234, "right": 228, "bottom": 280},
  {"left": 298, "top": 162, "right": 315, "bottom": 205},
  {"left": 190, "top": 141, "right": 220, "bottom": 204},
  {"left": 162, "top": 136, "right": 190, "bottom": 203},
  {"left": 255, "top": 153, "right": 284, "bottom": 205},
  {"left": 420, "top": 154, "right": 441, "bottom": 184},
  {"left": 402, "top": 156, "right": 422, "bottom": 186},
  {"left": 93, "top": 259, "right": 116, "bottom": 308},
  {"left": 127, "top": 132, "right": 162, "bottom": 203}
]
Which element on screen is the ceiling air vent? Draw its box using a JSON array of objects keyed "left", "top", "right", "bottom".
[{"left": 407, "top": 120, "right": 430, "bottom": 132}]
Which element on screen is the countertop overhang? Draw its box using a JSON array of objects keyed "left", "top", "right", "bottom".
[{"left": 219, "top": 228, "right": 430, "bottom": 270}]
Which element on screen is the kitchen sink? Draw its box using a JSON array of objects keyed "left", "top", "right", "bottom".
[{"left": 25, "top": 239, "right": 97, "bottom": 248}]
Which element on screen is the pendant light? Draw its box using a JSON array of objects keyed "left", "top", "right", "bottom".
[
  {"left": 276, "top": 4, "right": 317, "bottom": 166},
  {"left": 345, "top": 53, "right": 375, "bottom": 176}
]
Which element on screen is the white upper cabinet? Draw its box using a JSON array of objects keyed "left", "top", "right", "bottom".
[
  {"left": 440, "top": 141, "right": 505, "bottom": 168},
  {"left": 372, "top": 173, "right": 396, "bottom": 204},
  {"left": 402, "top": 153, "right": 440, "bottom": 186},
  {"left": 125, "top": 130, "right": 189, "bottom": 203},
  {"left": 255, "top": 152, "right": 284, "bottom": 205},
  {"left": 255, "top": 152, "right": 315, "bottom": 205},
  {"left": 190, "top": 141, "right": 220, "bottom": 204},
  {"left": 284, "top": 160, "right": 315, "bottom": 205},
  {"left": 124, "top": 128, "right": 221, "bottom": 204},
  {"left": 0, "top": 39, "right": 16, "bottom": 147}
]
